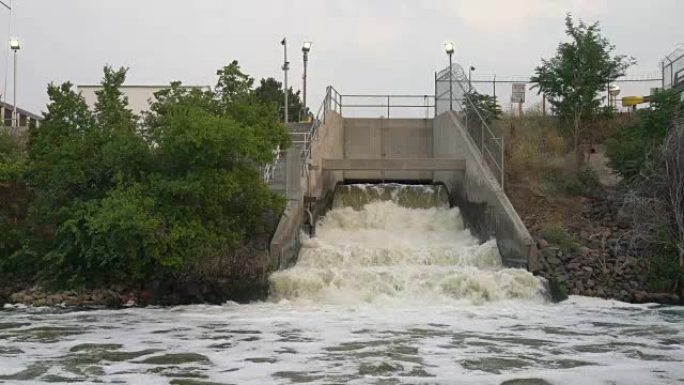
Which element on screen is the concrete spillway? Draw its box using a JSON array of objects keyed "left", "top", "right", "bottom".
[
  {"left": 269, "top": 183, "right": 545, "bottom": 305},
  {"left": 268, "top": 110, "right": 536, "bottom": 274}
]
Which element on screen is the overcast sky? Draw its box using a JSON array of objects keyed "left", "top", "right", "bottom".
[{"left": 0, "top": 0, "right": 682, "bottom": 115}]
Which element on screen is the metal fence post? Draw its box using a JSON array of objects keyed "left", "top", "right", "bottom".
[
  {"left": 387, "top": 95, "right": 389, "bottom": 119},
  {"left": 434, "top": 72, "right": 438, "bottom": 117},
  {"left": 500, "top": 137, "right": 505, "bottom": 188},
  {"left": 481, "top": 125, "right": 485, "bottom": 153}
]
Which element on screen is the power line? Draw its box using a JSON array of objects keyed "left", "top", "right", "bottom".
[{"left": 0, "top": 1, "right": 10, "bottom": 10}]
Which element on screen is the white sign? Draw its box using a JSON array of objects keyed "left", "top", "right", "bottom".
[{"left": 511, "top": 83, "right": 526, "bottom": 103}]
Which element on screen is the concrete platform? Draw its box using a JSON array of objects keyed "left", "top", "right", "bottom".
[{"left": 322, "top": 158, "right": 465, "bottom": 171}]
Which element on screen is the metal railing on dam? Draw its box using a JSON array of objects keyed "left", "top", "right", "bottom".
[
  {"left": 435, "top": 64, "right": 505, "bottom": 187},
  {"left": 265, "top": 71, "right": 534, "bottom": 271},
  {"left": 264, "top": 61, "right": 505, "bottom": 189}
]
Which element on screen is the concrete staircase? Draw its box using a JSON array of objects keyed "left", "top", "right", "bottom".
[{"left": 267, "top": 122, "right": 312, "bottom": 195}]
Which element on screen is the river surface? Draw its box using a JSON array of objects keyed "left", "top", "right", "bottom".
[{"left": 1, "top": 185, "right": 683, "bottom": 384}]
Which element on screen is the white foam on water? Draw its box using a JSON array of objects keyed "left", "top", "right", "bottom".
[
  {"left": 0, "top": 299, "right": 682, "bottom": 384},
  {"left": 270, "top": 200, "right": 546, "bottom": 305},
  {"left": 1, "top": 186, "right": 682, "bottom": 384}
]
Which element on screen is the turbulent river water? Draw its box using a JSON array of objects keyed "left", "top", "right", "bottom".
[{"left": 1, "top": 184, "right": 683, "bottom": 384}]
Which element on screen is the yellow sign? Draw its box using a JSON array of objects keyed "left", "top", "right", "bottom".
[{"left": 621, "top": 96, "right": 644, "bottom": 107}]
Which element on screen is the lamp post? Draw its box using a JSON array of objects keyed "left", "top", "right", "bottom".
[
  {"left": 281, "top": 37, "right": 289, "bottom": 123},
  {"left": 468, "top": 66, "right": 476, "bottom": 93},
  {"left": 444, "top": 42, "right": 454, "bottom": 111},
  {"left": 301, "top": 41, "right": 311, "bottom": 122},
  {"left": 9, "top": 38, "right": 20, "bottom": 128}
]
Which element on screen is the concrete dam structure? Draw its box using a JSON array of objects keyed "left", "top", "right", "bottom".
[{"left": 265, "top": 65, "right": 537, "bottom": 285}]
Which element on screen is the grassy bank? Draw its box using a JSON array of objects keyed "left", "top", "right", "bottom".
[{"left": 502, "top": 96, "right": 683, "bottom": 301}]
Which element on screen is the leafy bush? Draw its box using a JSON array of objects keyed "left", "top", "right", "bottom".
[
  {"left": 539, "top": 225, "right": 580, "bottom": 252},
  {"left": 577, "top": 167, "right": 600, "bottom": 190},
  {"left": 6, "top": 62, "right": 290, "bottom": 288},
  {"left": 606, "top": 90, "right": 684, "bottom": 181},
  {"left": 562, "top": 177, "right": 586, "bottom": 196},
  {"left": 648, "top": 229, "right": 682, "bottom": 292},
  {"left": 0, "top": 131, "right": 31, "bottom": 278}
]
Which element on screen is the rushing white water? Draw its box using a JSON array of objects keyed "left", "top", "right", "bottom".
[
  {"left": 1, "top": 300, "right": 683, "bottom": 384},
  {"left": 1, "top": 184, "right": 683, "bottom": 384},
  {"left": 270, "top": 190, "right": 545, "bottom": 305}
]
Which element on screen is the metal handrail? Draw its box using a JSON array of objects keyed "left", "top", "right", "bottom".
[
  {"left": 264, "top": 84, "right": 466, "bottom": 185},
  {"left": 331, "top": 93, "right": 435, "bottom": 118},
  {"left": 463, "top": 93, "right": 505, "bottom": 187},
  {"left": 436, "top": 63, "right": 505, "bottom": 187},
  {"left": 262, "top": 145, "right": 282, "bottom": 183}
]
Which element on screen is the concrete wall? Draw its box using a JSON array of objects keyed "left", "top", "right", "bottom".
[
  {"left": 433, "top": 111, "right": 538, "bottom": 270},
  {"left": 269, "top": 111, "right": 345, "bottom": 269},
  {"left": 343, "top": 118, "right": 433, "bottom": 181},
  {"left": 270, "top": 109, "right": 537, "bottom": 272}
]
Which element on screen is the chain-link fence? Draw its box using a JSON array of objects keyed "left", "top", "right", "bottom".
[
  {"left": 663, "top": 47, "right": 684, "bottom": 96},
  {"left": 435, "top": 64, "right": 504, "bottom": 187}
]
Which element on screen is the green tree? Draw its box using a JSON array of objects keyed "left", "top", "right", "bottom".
[
  {"left": 215, "top": 60, "right": 254, "bottom": 107},
  {"left": 0, "top": 131, "right": 30, "bottom": 276},
  {"left": 531, "top": 14, "right": 634, "bottom": 153},
  {"left": 606, "top": 90, "right": 684, "bottom": 180},
  {"left": 95, "top": 66, "right": 138, "bottom": 128},
  {"left": 27, "top": 67, "right": 151, "bottom": 284},
  {"left": 254, "top": 77, "right": 307, "bottom": 122},
  {"left": 22, "top": 61, "right": 289, "bottom": 287},
  {"left": 464, "top": 91, "right": 501, "bottom": 124}
]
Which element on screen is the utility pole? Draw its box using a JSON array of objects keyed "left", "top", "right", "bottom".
[
  {"left": 10, "top": 38, "right": 20, "bottom": 128},
  {"left": 301, "top": 41, "right": 311, "bottom": 122},
  {"left": 281, "top": 37, "right": 289, "bottom": 123},
  {"left": 444, "top": 42, "right": 455, "bottom": 111},
  {"left": 493, "top": 74, "right": 497, "bottom": 108},
  {"left": 468, "top": 66, "right": 475, "bottom": 93}
]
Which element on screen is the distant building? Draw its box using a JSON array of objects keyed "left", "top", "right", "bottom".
[
  {"left": 0, "top": 100, "right": 42, "bottom": 129},
  {"left": 78, "top": 84, "right": 210, "bottom": 116}
]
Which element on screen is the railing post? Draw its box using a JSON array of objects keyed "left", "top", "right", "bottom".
[
  {"left": 465, "top": 109, "right": 469, "bottom": 137},
  {"left": 387, "top": 95, "right": 390, "bottom": 118},
  {"left": 481, "top": 125, "right": 484, "bottom": 153},
  {"left": 339, "top": 94, "right": 343, "bottom": 116},
  {"left": 500, "top": 137, "right": 505, "bottom": 188}
]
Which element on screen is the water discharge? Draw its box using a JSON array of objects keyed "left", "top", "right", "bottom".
[
  {"left": 1, "top": 184, "right": 683, "bottom": 384},
  {"left": 270, "top": 184, "right": 546, "bottom": 305}
]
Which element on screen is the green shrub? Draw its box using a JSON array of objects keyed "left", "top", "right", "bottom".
[
  {"left": 606, "top": 90, "right": 684, "bottom": 181},
  {"left": 539, "top": 225, "right": 580, "bottom": 253},
  {"left": 19, "top": 63, "right": 290, "bottom": 288},
  {"left": 646, "top": 229, "right": 682, "bottom": 293},
  {"left": 578, "top": 167, "right": 600, "bottom": 190},
  {"left": 560, "top": 177, "right": 584, "bottom": 196},
  {"left": 0, "top": 131, "right": 33, "bottom": 279}
]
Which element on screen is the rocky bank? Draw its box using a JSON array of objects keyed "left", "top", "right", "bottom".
[{"left": 535, "top": 189, "right": 681, "bottom": 304}]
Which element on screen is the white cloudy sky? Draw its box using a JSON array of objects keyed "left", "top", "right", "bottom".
[{"left": 0, "top": 0, "right": 681, "bottom": 114}]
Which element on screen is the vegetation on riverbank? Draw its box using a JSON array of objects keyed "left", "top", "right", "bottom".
[
  {"left": 501, "top": 14, "right": 683, "bottom": 303},
  {"left": 504, "top": 92, "right": 683, "bottom": 302},
  {"left": 0, "top": 61, "right": 291, "bottom": 302}
]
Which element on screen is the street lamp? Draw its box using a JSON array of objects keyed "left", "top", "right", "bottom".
[
  {"left": 301, "top": 41, "right": 312, "bottom": 122},
  {"left": 281, "top": 37, "right": 289, "bottom": 123},
  {"left": 444, "top": 42, "right": 455, "bottom": 111},
  {"left": 9, "top": 38, "right": 20, "bottom": 128},
  {"left": 468, "top": 66, "right": 476, "bottom": 93}
]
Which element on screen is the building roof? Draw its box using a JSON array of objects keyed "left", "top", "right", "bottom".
[
  {"left": 77, "top": 84, "right": 210, "bottom": 90},
  {"left": 0, "top": 100, "right": 43, "bottom": 121}
]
